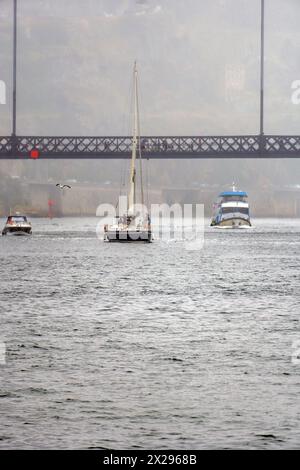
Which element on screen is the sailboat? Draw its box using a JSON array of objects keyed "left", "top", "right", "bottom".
[{"left": 104, "top": 63, "right": 152, "bottom": 243}]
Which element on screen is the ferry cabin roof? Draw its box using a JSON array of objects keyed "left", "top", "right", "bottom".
[{"left": 219, "top": 191, "right": 248, "bottom": 197}]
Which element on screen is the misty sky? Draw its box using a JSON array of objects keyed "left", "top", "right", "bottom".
[{"left": 0, "top": 0, "right": 300, "bottom": 136}]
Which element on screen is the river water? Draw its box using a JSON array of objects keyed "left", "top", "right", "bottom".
[{"left": 0, "top": 217, "right": 300, "bottom": 449}]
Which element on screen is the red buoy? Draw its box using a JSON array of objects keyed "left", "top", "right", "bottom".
[{"left": 48, "top": 199, "right": 55, "bottom": 219}]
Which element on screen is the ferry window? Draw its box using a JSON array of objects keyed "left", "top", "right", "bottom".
[
  {"left": 222, "top": 207, "right": 249, "bottom": 214},
  {"left": 223, "top": 196, "right": 246, "bottom": 202}
]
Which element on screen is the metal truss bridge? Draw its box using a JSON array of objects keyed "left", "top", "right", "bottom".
[
  {"left": 1, "top": 2, "right": 299, "bottom": 161},
  {"left": 0, "top": 135, "right": 300, "bottom": 159}
]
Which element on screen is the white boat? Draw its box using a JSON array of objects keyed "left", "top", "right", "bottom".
[
  {"left": 2, "top": 214, "right": 32, "bottom": 236},
  {"left": 211, "top": 184, "right": 251, "bottom": 228},
  {"left": 104, "top": 63, "right": 152, "bottom": 243}
]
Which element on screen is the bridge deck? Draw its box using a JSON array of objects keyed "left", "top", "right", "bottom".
[{"left": 0, "top": 135, "right": 300, "bottom": 159}]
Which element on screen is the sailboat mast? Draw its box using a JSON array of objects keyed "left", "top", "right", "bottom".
[{"left": 128, "top": 62, "right": 138, "bottom": 213}]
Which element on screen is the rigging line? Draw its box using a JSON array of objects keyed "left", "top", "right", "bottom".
[
  {"left": 145, "top": 153, "right": 150, "bottom": 209},
  {"left": 136, "top": 69, "right": 145, "bottom": 211},
  {"left": 125, "top": 70, "right": 135, "bottom": 202},
  {"left": 117, "top": 67, "right": 134, "bottom": 209}
]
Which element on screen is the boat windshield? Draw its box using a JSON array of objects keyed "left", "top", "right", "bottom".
[
  {"left": 9, "top": 216, "right": 27, "bottom": 223},
  {"left": 222, "top": 207, "right": 249, "bottom": 214},
  {"left": 221, "top": 195, "right": 247, "bottom": 203}
]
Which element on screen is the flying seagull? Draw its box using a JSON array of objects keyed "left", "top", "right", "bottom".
[{"left": 56, "top": 184, "right": 71, "bottom": 189}]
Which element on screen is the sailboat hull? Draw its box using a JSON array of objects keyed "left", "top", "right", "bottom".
[{"left": 104, "top": 229, "right": 152, "bottom": 243}]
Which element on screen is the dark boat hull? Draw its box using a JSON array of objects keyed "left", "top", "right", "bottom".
[
  {"left": 105, "top": 230, "right": 152, "bottom": 242},
  {"left": 2, "top": 227, "right": 32, "bottom": 236}
]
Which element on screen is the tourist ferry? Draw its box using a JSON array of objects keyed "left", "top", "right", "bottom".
[
  {"left": 2, "top": 214, "right": 32, "bottom": 236},
  {"left": 211, "top": 184, "right": 251, "bottom": 228}
]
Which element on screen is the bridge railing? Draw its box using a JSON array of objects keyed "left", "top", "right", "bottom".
[{"left": 0, "top": 135, "right": 300, "bottom": 158}]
